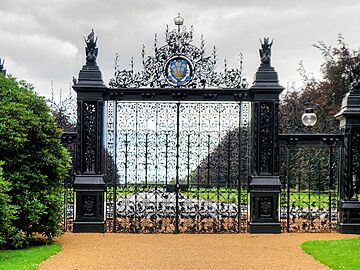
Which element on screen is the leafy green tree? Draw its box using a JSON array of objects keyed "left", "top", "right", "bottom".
[
  {"left": 280, "top": 34, "right": 360, "bottom": 133},
  {"left": 0, "top": 161, "right": 23, "bottom": 248},
  {"left": 0, "top": 74, "right": 70, "bottom": 249}
]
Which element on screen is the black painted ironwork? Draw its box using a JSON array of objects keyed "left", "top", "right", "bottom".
[
  {"left": 72, "top": 29, "right": 107, "bottom": 233},
  {"left": 61, "top": 132, "right": 77, "bottom": 232},
  {"left": 68, "top": 17, "right": 360, "bottom": 234},
  {"left": 109, "top": 18, "right": 248, "bottom": 89},
  {"left": 248, "top": 38, "right": 283, "bottom": 234},
  {"left": 279, "top": 134, "right": 343, "bottom": 232},
  {"left": 93, "top": 17, "right": 254, "bottom": 233},
  {"left": 335, "top": 62, "right": 360, "bottom": 233},
  {"left": 104, "top": 101, "right": 250, "bottom": 233},
  {"left": 0, "top": 58, "right": 6, "bottom": 76}
]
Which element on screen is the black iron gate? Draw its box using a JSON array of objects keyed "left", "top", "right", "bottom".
[
  {"left": 279, "top": 134, "right": 343, "bottom": 232},
  {"left": 68, "top": 14, "right": 355, "bottom": 234},
  {"left": 104, "top": 101, "right": 250, "bottom": 233}
]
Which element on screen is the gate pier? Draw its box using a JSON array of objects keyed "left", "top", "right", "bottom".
[
  {"left": 72, "top": 31, "right": 106, "bottom": 233},
  {"left": 335, "top": 65, "right": 360, "bottom": 234},
  {"left": 66, "top": 20, "right": 360, "bottom": 234},
  {"left": 248, "top": 39, "right": 284, "bottom": 233}
]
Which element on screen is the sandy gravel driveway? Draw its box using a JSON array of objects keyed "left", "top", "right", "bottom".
[{"left": 41, "top": 233, "right": 356, "bottom": 270}]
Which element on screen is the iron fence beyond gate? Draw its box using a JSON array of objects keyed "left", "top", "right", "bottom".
[
  {"left": 104, "top": 101, "right": 250, "bottom": 233},
  {"left": 279, "top": 134, "right": 343, "bottom": 232},
  {"left": 61, "top": 132, "right": 77, "bottom": 232}
]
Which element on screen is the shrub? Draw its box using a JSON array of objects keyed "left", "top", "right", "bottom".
[{"left": 0, "top": 74, "right": 70, "bottom": 249}]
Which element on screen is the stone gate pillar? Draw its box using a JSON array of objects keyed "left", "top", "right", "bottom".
[
  {"left": 72, "top": 30, "right": 106, "bottom": 233},
  {"left": 335, "top": 63, "right": 360, "bottom": 234},
  {"left": 248, "top": 38, "right": 284, "bottom": 233}
]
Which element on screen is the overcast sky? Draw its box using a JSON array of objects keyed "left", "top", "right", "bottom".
[{"left": 1, "top": 0, "right": 360, "bottom": 98}]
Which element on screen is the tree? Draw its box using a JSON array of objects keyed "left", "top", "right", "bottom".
[
  {"left": 48, "top": 85, "right": 77, "bottom": 132},
  {"left": 280, "top": 34, "right": 360, "bottom": 133},
  {"left": 0, "top": 74, "right": 70, "bottom": 248},
  {"left": 278, "top": 35, "right": 360, "bottom": 193},
  {"left": 48, "top": 87, "right": 119, "bottom": 188},
  {"left": 195, "top": 127, "right": 250, "bottom": 186}
]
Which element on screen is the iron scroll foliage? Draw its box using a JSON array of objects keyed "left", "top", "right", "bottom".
[
  {"left": 109, "top": 20, "right": 248, "bottom": 89},
  {"left": 279, "top": 145, "right": 339, "bottom": 232},
  {"left": 50, "top": 91, "right": 119, "bottom": 231},
  {"left": 351, "top": 130, "right": 360, "bottom": 196},
  {"left": 83, "top": 102, "right": 97, "bottom": 173},
  {"left": 104, "top": 101, "right": 249, "bottom": 233},
  {"left": 347, "top": 62, "right": 360, "bottom": 198},
  {"left": 259, "top": 102, "right": 274, "bottom": 174}
]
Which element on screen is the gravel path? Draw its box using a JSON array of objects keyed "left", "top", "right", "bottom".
[{"left": 41, "top": 233, "right": 356, "bottom": 270}]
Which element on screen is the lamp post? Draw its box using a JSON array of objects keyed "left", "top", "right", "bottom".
[{"left": 301, "top": 107, "right": 317, "bottom": 127}]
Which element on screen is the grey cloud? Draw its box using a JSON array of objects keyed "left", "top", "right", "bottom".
[{"left": 0, "top": 0, "right": 360, "bottom": 97}]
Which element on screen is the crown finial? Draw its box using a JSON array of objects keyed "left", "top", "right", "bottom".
[{"left": 174, "top": 13, "right": 184, "bottom": 26}]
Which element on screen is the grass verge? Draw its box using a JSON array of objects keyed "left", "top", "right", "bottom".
[
  {"left": 0, "top": 243, "right": 61, "bottom": 270},
  {"left": 301, "top": 237, "right": 360, "bottom": 270}
]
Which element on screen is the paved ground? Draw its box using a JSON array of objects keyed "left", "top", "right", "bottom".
[{"left": 40, "top": 233, "right": 356, "bottom": 270}]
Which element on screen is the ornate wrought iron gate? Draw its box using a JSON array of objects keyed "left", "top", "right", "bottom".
[
  {"left": 104, "top": 101, "right": 251, "bottom": 233},
  {"left": 69, "top": 14, "right": 323, "bottom": 234},
  {"left": 279, "top": 134, "right": 343, "bottom": 232}
]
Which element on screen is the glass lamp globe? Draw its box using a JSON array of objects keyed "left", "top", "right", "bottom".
[
  {"left": 174, "top": 13, "right": 184, "bottom": 26},
  {"left": 301, "top": 108, "right": 317, "bottom": 127}
]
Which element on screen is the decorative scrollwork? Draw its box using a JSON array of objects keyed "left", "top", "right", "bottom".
[
  {"left": 259, "top": 103, "right": 273, "bottom": 174},
  {"left": 104, "top": 101, "right": 250, "bottom": 233},
  {"left": 83, "top": 102, "right": 97, "bottom": 173},
  {"left": 259, "top": 196, "right": 272, "bottom": 218},
  {"left": 109, "top": 17, "right": 248, "bottom": 89},
  {"left": 351, "top": 128, "right": 360, "bottom": 196},
  {"left": 279, "top": 146, "right": 340, "bottom": 232}
]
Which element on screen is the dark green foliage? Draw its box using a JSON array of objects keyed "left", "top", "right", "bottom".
[
  {"left": 280, "top": 34, "right": 360, "bottom": 133},
  {"left": 0, "top": 74, "right": 70, "bottom": 249},
  {"left": 0, "top": 161, "right": 22, "bottom": 248}
]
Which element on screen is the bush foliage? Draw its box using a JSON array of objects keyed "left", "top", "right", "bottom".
[{"left": 0, "top": 74, "right": 70, "bottom": 249}]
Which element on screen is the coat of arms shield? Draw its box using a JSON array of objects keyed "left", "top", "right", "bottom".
[{"left": 165, "top": 56, "right": 193, "bottom": 86}]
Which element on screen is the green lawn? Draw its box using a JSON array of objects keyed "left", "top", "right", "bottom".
[
  {"left": 281, "top": 191, "right": 337, "bottom": 209},
  {"left": 0, "top": 243, "right": 61, "bottom": 270},
  {"left": 301, "top": 237, "right": 360, "bottom": 270},
  {"left": 183, "top": 187, "right": 246, "bottom": 203}
]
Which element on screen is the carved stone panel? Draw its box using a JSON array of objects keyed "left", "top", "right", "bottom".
[
  {"left": 81, "top": 194, "right": 97, "bottom": 218},
  {"left": 258, "top": 196, "right": 273, "bottom": 218}
]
